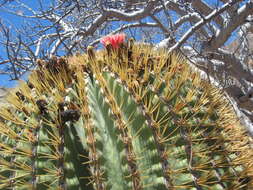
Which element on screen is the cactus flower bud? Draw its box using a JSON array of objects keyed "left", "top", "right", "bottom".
[{"left": 100, "top": 33, "right": 126, "bottom": 49}]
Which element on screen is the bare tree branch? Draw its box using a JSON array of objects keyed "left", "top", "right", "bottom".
[
  {"left": 205, "top": 1, "right": 253, "bottom": 51},
  {"left": 168, "top": 0, "right": 241, "bottom": 52}
]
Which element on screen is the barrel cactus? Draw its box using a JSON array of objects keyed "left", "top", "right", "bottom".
[{"left": 0, "top": 34, "right": 253, "bottom": 190}]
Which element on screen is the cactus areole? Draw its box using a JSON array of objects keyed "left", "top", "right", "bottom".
[{"left": 0, "top": 36, "right": 253, "bottom": 190}]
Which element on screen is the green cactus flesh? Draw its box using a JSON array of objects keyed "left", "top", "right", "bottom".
[{"left": 0, "top": 43, "right": 253, "bottom": 190}]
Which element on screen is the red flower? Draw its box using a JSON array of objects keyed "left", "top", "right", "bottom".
[{"left": 100, "top": 33, "right": 126, "bottom": 49}]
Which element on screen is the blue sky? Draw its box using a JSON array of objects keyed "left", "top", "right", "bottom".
[
  {"left": 0, "top": 1, "right": 25, "bottom": 87},
  {"left": 0, "top": 0, "right": 239, "bottom": 88},
  {"left": 0, "top": 0, "right": 52, "bottom": 88}
]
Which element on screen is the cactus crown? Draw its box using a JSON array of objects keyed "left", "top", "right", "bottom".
[{"left": 0, "top": 39, "right": 253, "bottom": 190}]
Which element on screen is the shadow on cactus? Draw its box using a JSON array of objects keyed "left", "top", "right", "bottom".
[{"left": 0, "top": 34, "right": 253, "bottom": 190}]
